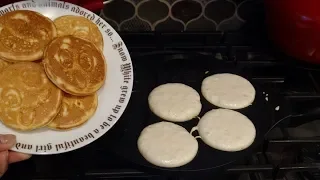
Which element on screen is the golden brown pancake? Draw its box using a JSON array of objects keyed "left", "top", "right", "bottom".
[
  {"left": 0, "top": 62, "right": 62, "bottom": 131},
  {"left": 54, "top": 15, "right": 103, "bottom": 50},
  {"left": 48, "top": 93, "right": 98, "bottom": 130},
  {"left": 0, "top": 10, "right": 57, "bottom": 62},
  {"left": 43, "top": 35, "right": 106, "bottom": 96}
]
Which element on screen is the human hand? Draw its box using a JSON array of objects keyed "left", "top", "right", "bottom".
[{"left": 0, "top": 134, "right": 32, "bottom": 176}]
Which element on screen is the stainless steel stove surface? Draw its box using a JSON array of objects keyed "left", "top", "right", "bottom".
[{"left": 3, "top": 32, "right": 320, "bottom": 180}]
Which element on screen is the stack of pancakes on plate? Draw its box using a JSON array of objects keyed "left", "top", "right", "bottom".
[{"left": 0, "top": 10, "right": 106, "bottom": 131}]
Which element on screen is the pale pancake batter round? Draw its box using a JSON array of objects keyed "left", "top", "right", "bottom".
[
  {"left": 54, "top": 15, "right": 103, "bottom": 50},
  {"left": 0, "top": 62, "right": 62, "bottom": 131},
  {"left": 0, "top": 10, "right": 57, "bottom": 61},
  {"left": 201, "top": 73, "right": 256, "bottom": 109},
  {"left": 198, "top": 109, "right": 256, "bottom": 152},
  {"left": 48, "top": 93, "right": 98, "bottom": 130},
  {"left": 148, "top": 83, "right": 202, "bottom": 122},
  {"left": 43, "top": 35, "right": 106, "bottom": 96},
  {"left": 138, "top": 121, "right": 198, "bottom": 168}
]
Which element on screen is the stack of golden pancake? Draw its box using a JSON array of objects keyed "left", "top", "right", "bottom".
[{"left": 0, "top": 10, "right": 106, "bottom": 131}]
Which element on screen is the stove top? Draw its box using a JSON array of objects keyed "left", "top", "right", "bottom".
[{"left": 3, "top": 32, "right": 320, "bottom": 180}]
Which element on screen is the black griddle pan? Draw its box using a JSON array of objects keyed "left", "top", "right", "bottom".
[{"left": 110, "top": 52, "right": 313, "bottom": 173}]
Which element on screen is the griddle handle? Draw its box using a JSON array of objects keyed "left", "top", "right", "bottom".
[
  {"left": 289, "top": 107, "right": 320, "bottom": 126},
  {"left": 268, "top": 107, "right": 320, "bottom": 135},
  {"left": 292, "top": 107, "right": 320, "bottom": 118}
]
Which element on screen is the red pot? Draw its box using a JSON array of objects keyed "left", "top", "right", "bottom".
[{"left": 265, "top": 0, "right": 320, "bottom": 64}]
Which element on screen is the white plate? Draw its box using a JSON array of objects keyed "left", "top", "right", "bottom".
[{"left": 0, "top": 0, "right": 133, "bottom": 155}]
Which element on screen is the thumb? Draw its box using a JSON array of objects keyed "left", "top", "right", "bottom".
[
  {"left": 0, "top": 134, "right": 16, "bottom": 151},
  {"left": 0, "top": 151, "right": 8, "bottom": 176}
]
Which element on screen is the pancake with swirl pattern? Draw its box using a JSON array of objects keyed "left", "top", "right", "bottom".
[
  {"left": 0, "top": 62, "right": 62, "bottom": 131},
  {"left": 0, "top": 10, "right": 57, "bottom": 61},
  {"left": 43, "top": 35, "right": 106, "bottom": 96},
  {"left": 48, "top": 93, "right": 98, "bottom": 130},
  {"left": 54, "top": 15, "right": 103, "bottom": 50}
]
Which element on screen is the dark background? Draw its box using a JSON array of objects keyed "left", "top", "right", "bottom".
[{"left": 101, "top": 0, "right": 265, "bottom": 32}]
